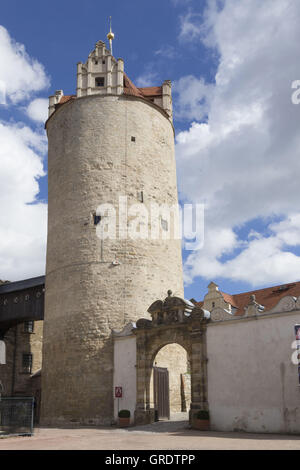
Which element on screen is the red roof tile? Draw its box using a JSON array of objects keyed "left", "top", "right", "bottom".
[
  {"left": 123, "top": 74, "right": 144, "bottom": 98},
  {"left": 196, "top": 281, "right": 300, "bottom": 316},
  {"left": 123, "top": 75, "right": 162, "bottom": 101},
  {"left": 138, "top": 86, "right": 162, "bottom": 97},
  {"left": 58, "top": 95, "right": 76, "bottom": 104},
  {"left": 54, "top": 95, "right": 76, "bottom": 111},
  {"left": 221, "top": 291, "right": 238, "bottom": 307},
  {"left": 229, "top": 282, "right": 300, "bottom": 315}
]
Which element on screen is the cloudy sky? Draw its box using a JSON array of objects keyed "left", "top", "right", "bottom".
[{"left": 1, "top": 0, "right": 300, "bottom": 300}]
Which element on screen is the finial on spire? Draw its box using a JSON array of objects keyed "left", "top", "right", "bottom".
[{"left": 107, "top": 16, "right": 115, "bottom": 55}]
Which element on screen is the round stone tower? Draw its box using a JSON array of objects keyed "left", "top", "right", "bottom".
[{"left": 40, "top": 39, "right": 183, "bottom": 425}]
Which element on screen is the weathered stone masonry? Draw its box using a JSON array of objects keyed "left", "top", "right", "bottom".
[{"left": 40, "top": 41, "right": 183, "bottom": 426}]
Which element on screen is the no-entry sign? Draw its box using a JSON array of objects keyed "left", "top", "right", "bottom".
[{"left": 115, "top": 386, "right": 123, "bottom": 398}]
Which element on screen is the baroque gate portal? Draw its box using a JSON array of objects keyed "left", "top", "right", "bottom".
[{"left": 134, "top": 292, "right": 209, "bottom": 427}]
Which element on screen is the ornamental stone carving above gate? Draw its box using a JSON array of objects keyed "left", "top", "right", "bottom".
[{"left": 133, "top": 291, "right": 210, "bottom": 426}]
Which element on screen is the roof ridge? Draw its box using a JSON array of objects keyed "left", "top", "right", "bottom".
[
  {"left": 228, "top": 281, "right": 300, "bottom": 298},
  {"left": 123, "top": 73, "right": 144, "bottom": 98}
]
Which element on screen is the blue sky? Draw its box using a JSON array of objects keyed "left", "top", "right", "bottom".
[{"left": 1, "top": 0, "right": 300, "bottom": 302}]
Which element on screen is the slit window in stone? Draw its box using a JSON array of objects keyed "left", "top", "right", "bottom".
[
  {"left": 24, "top": 321, "right": 34, "bottom": 333},
  {"left": 22, "top": 353, "right": 33, "bottom": 374}
]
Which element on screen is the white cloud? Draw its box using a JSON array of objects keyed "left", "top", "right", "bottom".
[
  {"left": 155, "top": 45, "right": 177, "bottom": 59},
  {"left": 26, "top": 98, "right": 48, "bottom": 123},
  {"left": 173, "top": 76, "right": 213, "bottom": 120},
  {"left": 0, "top": 121, "right": 47, "bottom": 281},
  {"left": 135, "top": 68, "right": 159, "bottom": 88},
  {"left": 184, "top": 224, "right": 300, "bottom": 287},
  {"left": 179, "top": 11, "right": 204, "bottom": 42},
  {"left": 175, "top": 0, "right": 300, "bottom": 287},
  {"left": 0, "top": 28, "right": 49, "bottom": 281},
  {"left": 0, "top": 25, "right": 49, "bottom": 104}
]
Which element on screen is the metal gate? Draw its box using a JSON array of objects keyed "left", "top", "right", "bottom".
[
  {"left": 0, "top": 397, "right": 34, "bottom": 436},
  {"left": 153, "top": 367, "right": 170, "bottom": 420}
]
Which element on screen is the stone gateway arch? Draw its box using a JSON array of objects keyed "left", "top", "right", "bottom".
[{"left": 113, "top": 292, "right": 210, "bottom": 427}]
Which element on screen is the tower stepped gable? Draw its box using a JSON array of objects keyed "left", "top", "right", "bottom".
[
  {"left": 48, "top": 40, "right": 173, "bottom": 121},
  {"left": 76, "top": 40, "right": 124, "bottom": 98}
]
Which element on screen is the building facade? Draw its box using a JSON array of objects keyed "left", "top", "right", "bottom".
[
  {"left": 1, "top": 275, "right": 300, "bottom": 431},
  {"left": 0, "top": 37, "right": 299, "bottom": 433},
  {"left": 112, "top": 281, "right": 300, "bottom": 433},
  {"left": 0, "top": 277, "right": 44, "bottom": 422}
]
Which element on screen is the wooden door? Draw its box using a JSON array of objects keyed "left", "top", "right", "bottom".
[{"left": 153, "top": 366, "right": 170, "bottom": 420}]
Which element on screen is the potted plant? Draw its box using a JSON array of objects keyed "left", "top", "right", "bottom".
[
  {"left": 194, "top": 410, "right": 210, "bottom": 431},
  {"left": 118, "top": 409, "right": 131, "bottom": 427}
]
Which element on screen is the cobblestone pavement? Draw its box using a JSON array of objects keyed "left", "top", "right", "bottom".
[{"left": 0, "top": 418, "right": 300, "bottom": 450}]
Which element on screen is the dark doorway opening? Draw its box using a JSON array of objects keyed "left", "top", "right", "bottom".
[{"left": 153, "top": 366, "right": 170, "bottom": 421}]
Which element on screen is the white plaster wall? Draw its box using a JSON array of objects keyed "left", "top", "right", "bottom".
[
  {"left": 207, "top": 312, "right": 300, "bottom": 433},
  {"left": 113, "top": 335, "right": 136, "bottom": 424}
]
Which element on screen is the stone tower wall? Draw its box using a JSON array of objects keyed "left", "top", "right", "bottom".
[{"left": 41, "top": 94, "right": 183, "bottom": 425}]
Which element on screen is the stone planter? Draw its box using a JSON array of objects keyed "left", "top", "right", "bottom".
[
  {"left": 118, "top": 417, "right": 130, "bottom": 427},
  {"left": 194, "top": 419, "right": 210, "bottom": 431}
]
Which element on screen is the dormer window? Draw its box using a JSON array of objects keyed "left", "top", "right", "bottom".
[{"left": 95, "top": 77, "right": 105, "bottom": 87}]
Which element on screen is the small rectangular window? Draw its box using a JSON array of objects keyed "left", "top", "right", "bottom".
[
  {"left": 137, "top": 191, "right": 144, "bottom": 203},
  {"left": 95, "top": 77, "right": 105, "bottom": 87},
  {"left": 131, "top": 136, "right": 136, "bottom": 142},
  {"left": 94, "top": 214, "right": 101, "bottom": 225},
  {"left": 22, "top": 353, "right": 32, "bottom": 374},
  {"left": 24, "top": 321, "right": 34, "bottom": 333}
]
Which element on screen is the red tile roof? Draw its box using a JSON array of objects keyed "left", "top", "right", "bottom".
[
  {"left": 123, "top": 74, "right": 144, "bottom": 98},
  {"left": 138, "top": 86, "right": 162, "bottom": 97},
  {"left": 59, "top": 95, "right": 76, "bottom": 104},
  {"left": 230, "top": 282, "right": 300, "bottom": 315},
  {"left": 220, "top": 291, "right": 238, "bottom": 307},
  {"left": 196, "top": 281, "right": 300, "bottom": 316},
  {"left": 55, "top": 95, "right": 76, "bottom": 111},
  {"left": 123, "top": 75, "right": 162, "bottom": 100}
]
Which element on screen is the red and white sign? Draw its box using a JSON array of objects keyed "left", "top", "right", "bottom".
[{"left": 115, "top": 386, "right": 123, "bottom": 398}]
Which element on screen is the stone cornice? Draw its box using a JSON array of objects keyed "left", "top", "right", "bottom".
[{"left": 45, "top": 93, "right": 175, "bottom": 136}]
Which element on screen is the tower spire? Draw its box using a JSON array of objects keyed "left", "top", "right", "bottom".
[{"left": 107, "top": 16, "right": 115, "bottom": 56}]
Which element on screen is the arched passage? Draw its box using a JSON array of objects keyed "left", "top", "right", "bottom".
[
  {"left": 134, "top": 293, "right": 209, "bottom": 427},
  {"left": 150, "top": 342, "right": 191, "bottom": 420}
]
